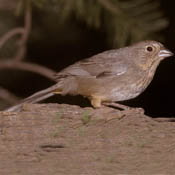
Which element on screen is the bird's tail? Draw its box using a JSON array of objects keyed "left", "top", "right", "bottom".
[{"left": 4, "top": 84, "right": 60, "bottom": 112}]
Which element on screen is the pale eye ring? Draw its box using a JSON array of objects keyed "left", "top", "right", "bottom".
[{"left": 146, "top": 46, "right": 153, "bottom": 52}]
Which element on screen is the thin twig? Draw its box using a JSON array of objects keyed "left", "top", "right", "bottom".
[
  {"left": 0, "top": 0, "right": 58, "bottom": 106},
  {"left": 0, "top": 61, "right": 57, "bottom": 81},
  {"left": 0, "top": 86, "right": 20, "bottom": 104},
  {"left": 23, "top": 0, "right": 32, "bottom": 44},
  {"left": 0, "top": 28, "right": 24, "bottom": 49},
  {"left": 14, "top": 0, "right": 32, "bottom": 61}
]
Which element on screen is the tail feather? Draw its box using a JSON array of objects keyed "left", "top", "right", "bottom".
[{"left": 4, "top": 85, "right": 59, "bottom": 112}]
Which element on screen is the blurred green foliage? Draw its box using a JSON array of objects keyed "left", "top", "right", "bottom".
[
  {"left": 21, "top": 0, "right": 168, "bottom": 47},
  {"left": 0, "top": 0, "right": 169, "bottom": 58}
]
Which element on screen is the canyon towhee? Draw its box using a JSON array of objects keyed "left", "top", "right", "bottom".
[{"left": 5, "top": 40, "right": 173, "bottom": 112}]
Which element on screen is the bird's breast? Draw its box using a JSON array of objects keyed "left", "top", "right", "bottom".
[{"left": 108, "top": 69, "right": 156, "bottom": 102}]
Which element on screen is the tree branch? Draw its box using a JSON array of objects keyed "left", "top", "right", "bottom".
[
  {"left": 0, "top": 61, "right": 57, "bottom": 81},
  {"left": 14, "top": 0, "right": 32, "bottom": 61},
  {"left": 0, "top": 0, "right": 58, "bottom": 106},
  {"left": 0, "top": 28, "right": 24, "bottom": 49},
  {"left": 0, "top": 86, "right": 20, "bottom": 104}
]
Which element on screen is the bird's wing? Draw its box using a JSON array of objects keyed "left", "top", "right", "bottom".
[{"left": 55, "top": 49, "right": 128, "bottom": 80}]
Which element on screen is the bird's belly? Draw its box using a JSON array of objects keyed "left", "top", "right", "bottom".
[
  {"left": 76, "top": 73, "right": 152, "bottom": 102},
  {"left": 110, "top": 88, "right": 140, "bottom": 101},
  {"left": 108, "top": 82, "right": 145, "bottom": 102},
  {"left": 106, "top": 72, "right": 153, "bottom": 102}
]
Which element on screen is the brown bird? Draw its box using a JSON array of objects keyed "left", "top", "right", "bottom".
[{"left": 5, "top": 40, "right": 173, "bottom": 112}]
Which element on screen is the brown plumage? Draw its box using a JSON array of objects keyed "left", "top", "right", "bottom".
[{"left": 5, "top": 40, "right": 173, "bottom": 112}]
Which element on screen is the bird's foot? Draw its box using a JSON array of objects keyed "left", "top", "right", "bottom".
[
  {"left": 101, "top": 103, "right": 144, "bottom": 122},
  {"left": 104, "top": 110, "right": 126, "bottom": 122},
  {"left": 102, "top": 102, "right": 144, "bottom": 114}
]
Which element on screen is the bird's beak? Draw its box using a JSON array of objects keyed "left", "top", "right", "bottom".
[{"left": 158, "top": 49, "right": 174, "bottom": 58}]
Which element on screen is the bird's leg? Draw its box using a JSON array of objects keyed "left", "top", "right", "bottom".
[
  {"left": 89, "top": 97, "right": 126, "bottom": 122},
  {"left": 90, "top": 96, "right": 102, "bottom": 108},
  {"left": 102, "top": 102, "right": 130, "bottom": 110},
  {"left": 90, "top": 97, "right": 130, "bottom": 110}
]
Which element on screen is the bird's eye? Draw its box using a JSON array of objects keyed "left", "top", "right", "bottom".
[{"left": 146, "top": 46, "right": 153, "bottom": 52}]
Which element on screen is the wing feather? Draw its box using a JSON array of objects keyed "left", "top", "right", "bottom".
[{"left": 55, "top": 49, "right": 128, "bottom": 80}]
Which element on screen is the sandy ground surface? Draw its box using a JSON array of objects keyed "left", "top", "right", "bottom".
[{"left": 0, "top": 103, "right": 175, "bottom": 175}]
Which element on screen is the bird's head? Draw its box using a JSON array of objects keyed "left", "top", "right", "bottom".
[{"left": 129, "top": 40, "right": 173, "bottom": 70}]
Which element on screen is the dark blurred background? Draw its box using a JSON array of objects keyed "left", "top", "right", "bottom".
[{"left": 0, "top": 0, "right": 175, "bottom": 117}]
